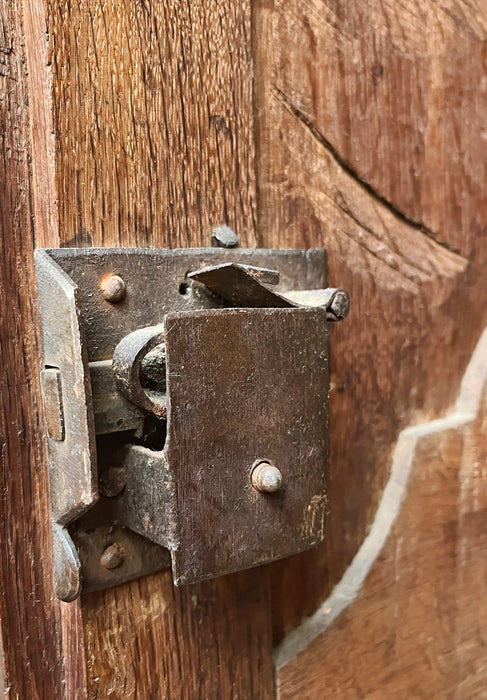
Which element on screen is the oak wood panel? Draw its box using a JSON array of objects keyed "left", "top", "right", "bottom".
[
  {"left": 279, "top": 335, "right": 487, "bottom": 699},
  {"left": 256, "top": 0, "right": 487, "bottom": 254},
  {"left": 253, "top": 0, "right": 487, "bottom": 645},
  {"left": 0, "top": 0, "right": 84, "bottom": 696},
  {"left": 49, "top": 0, "right": 257, "bottom": 249},
  {"left": 83, "top": 571, "right": 273, "bottom": 699},
  {"left": 47, "top": 0, "right": 274, "bottom": 697}
]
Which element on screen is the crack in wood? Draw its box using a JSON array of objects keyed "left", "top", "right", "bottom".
[{"left": 273, "top": 84, "right": 465, "bottom": 258}]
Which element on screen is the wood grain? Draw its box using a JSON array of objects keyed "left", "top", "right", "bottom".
[
  {"left": 46, "top": 0, "right": 274, "bottom": 697},
  {"left": 6, "top": 0, "right": 485, "bottom": 694},
  {"left": 0, "top": 0, "right": 84, "bottom": 696},
  {"left": 254, "top": 0, "right": 487, "bottom": 646},
  {"left": 278, "top": 329, "right": 487, "bottom": 698},
  {"left": 48, "top": 0, "right": 257, "bottom": 249},
  {"left": 83, "top": 571, "right": 273, "bottom": 699}
]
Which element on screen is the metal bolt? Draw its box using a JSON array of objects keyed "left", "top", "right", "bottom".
[
  {"left": 251, "top": 461, "right": 283, "bottom": 493},
  {"left": 100, "top": 543, "right": 125, "bottom": 569},
  {"left": 101, "top": 274, "right": 126, "bottom": 302},
  {"left": 211, "top": 225, "right": 239, "bottom": 248}
]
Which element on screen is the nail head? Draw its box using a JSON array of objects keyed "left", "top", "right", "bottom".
[
  {"left": 211, "top": 225, "right": 239, "bottom": 249},
  {"left": 101, "top": 274, "right": 126, "bottom": 302},
  {"left": 100, "top": 543, "right": 125, "bottom": 569}
]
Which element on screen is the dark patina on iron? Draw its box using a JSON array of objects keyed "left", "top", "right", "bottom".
[{"left": 35, "top": 246, "right": 349, "bottom": 600}]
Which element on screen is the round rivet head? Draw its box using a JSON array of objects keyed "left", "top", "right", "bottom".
[
  {"left": 100, "top": 543, "right": 125, "bottom": 569},
  {"left": 251, "top": 461, "right": 283, "bottom": 493},
  {"left": 101, "top": 274, "right": 126, "bottom": 302}
]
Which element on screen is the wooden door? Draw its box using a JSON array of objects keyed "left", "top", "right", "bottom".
[{"left": 1, "top": 0, "right": 486, "bottom": 697}]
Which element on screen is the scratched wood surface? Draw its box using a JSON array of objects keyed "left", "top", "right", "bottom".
[
  {"left": 3, "top": 0, "right": 487, "bottom": 695},
  {"left": 48, "top": 0, "right": 257, "bottom": 250},
  {"left": 254, "top": 0, "right": 487, "bottom": 652},
  {"left": 0, "top": 0, "right": 85, "bottom": 696}
]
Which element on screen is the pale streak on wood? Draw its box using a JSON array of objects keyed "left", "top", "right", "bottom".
[
  {"left": 275, "top": 323, "right": 487, "bottom": 675},
  {"left": 254, "top": 0, "right": 487, "bottom": 646}
]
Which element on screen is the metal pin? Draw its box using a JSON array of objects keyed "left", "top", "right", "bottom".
[
  {"left": 251, "top": 461, "right": 283, "bottom": 493},
  {"left": 211, "top": 225, "right": 239, "bottom": 248}
]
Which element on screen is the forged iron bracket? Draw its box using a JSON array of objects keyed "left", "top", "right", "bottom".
[{"left": 35, "top": 247, "right": 349, "bottom": 600}]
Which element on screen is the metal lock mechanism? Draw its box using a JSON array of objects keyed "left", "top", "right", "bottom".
[{"left": 35, "top": 247, "right": 349, "bottom": 601}]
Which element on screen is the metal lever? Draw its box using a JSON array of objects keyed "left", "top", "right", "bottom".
[{"left": 188, "top": 263, "right": 350, "bottom": 321}]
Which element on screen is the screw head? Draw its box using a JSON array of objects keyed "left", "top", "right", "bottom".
[
  {"left": 211, "top": 225, "right": 239, "bottom": 248},
  {"left": 101, "top": 274, "right": 126, "bottom": 302},
  {"left": 100, "top": 543, "right": 125, "bottom": 569},
  {"left": 251, "top": 461, "right": 283, "bottom": 493}
]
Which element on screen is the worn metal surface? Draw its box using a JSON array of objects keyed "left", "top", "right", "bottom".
[
  {"left": 100, "top": 273, "right": 126, "bottom": 302},
  {"left": 36, "top": 247, "right": 334, "bottom": 596},
  {"left": 211, "top": 225, "right": 239, "bottom": 248},
  {"left": 74, "top": 522, "right": 171, "bottom": 594},
  {"left": 89, "top": 360, "right": 143, "bottom": 434},
  {"left": 47, "top": 247, "right": 327, "bottom": 361},
  {"left": 35, "top": 250, "right": 98, "bottom": 600},
  {"left": 188, "top": 263, "right": 350, "bottom": 320},
  {"left": 251, "top": 461, "right": 283, "bottom": 493},
  {"left": 164, "top": 307, "right": 330, "bottom": 584},
  {"left": 51, "top": 524, "right": 81, "bottom": 602},
  {"left": 112, "top": 324, "right": 167, "bottom": 417},
  {"left": 40, "top": 368, "right": 65, "bottom": 441},
  {"left": 285, "top": 288, "right": 351, "bottom": 321}
]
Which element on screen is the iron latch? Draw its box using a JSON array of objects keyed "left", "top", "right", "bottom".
[{"left": 35, "top": 247, "right": 349, "bottom": 601}]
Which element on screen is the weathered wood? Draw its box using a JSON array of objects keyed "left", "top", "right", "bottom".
[
  {"left": 48, "top": 0, "right": 257, "bottom": 249},
  {"left": 4, "top": 0, "right": 487, "bottom": 695},
  {"left": 254, "top": 0, "right": 487, "bottom": 648},
  {"left": 0, "top": 0, "right": 84, "bottom": 696},
  {"left": 45, "top": 0, "right": 274, "bottom": 696},
  {"left": 83, "top": 571, "right": 273, "bottom": 698},
  {"left": 278, "top": 328, "right": 487, "bottom": 698}
]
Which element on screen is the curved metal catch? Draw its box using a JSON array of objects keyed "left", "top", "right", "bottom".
[{"left": 188, "top": 263, "right": 350, "bottom": 321}]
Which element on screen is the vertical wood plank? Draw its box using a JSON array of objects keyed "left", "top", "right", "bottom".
[
  {"left": 0, "top": 0, "right": 82, "bottom": 695},
  {"left": 48, "top": 0, "right": 257, "bottom": 248},
  {"left": 83, "top": 572, "right": 273, "bottom": 699},
  {"left": 46, "top": 0, "right": 274, "bottom": 696}
]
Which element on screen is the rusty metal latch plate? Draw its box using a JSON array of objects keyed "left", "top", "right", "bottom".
[{"left": 34, "top": 247, "right": 349, "bottom": 600}]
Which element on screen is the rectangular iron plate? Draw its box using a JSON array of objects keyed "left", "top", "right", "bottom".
[
  {"left": 165, "top": 307, "right": 329, "bottom": 583},
  {"left": 36, "top": 248, "right": 329, "bottom": 593}
]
